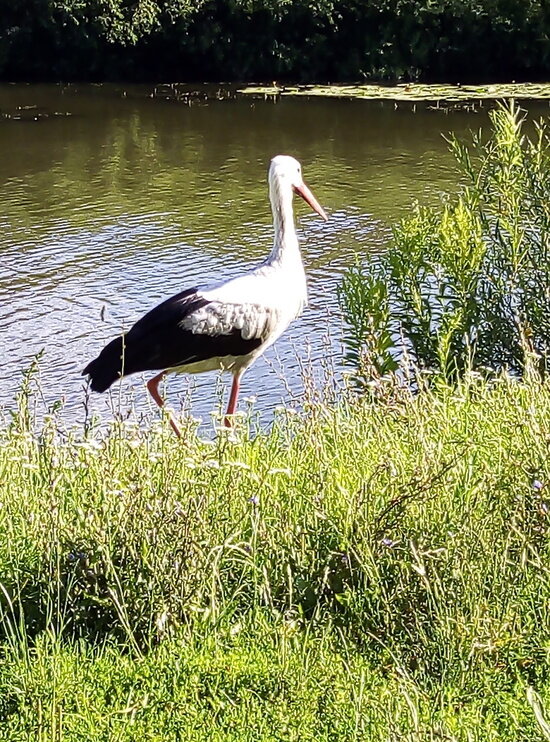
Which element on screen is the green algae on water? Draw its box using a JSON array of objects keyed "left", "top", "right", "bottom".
[{"left": 237, "top": 82, "right": 550, "bottom": 102}]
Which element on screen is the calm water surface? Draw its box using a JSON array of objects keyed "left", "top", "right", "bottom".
[{"left": 1, "top": 85, "right": 544, "bottom": 428}]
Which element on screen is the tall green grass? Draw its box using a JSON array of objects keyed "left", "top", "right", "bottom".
[{"left": 1, "top": 373, "right": 550, "bottom": 739}]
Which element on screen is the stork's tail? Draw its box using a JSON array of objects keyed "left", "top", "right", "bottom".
[{"left": 82, "top": 336, "right": 124, "bottom": 393}]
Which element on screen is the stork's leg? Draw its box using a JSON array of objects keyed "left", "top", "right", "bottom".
[
  {"left": 147, "top": 371, "right": 182, "bottom": 438},
  {"left": 224, "top": 374, "right": 241, "bottom": 428}
]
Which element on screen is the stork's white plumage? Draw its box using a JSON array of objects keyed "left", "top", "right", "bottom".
[{"left": 83, "top": 155, "right": 327, "bottom": 435}]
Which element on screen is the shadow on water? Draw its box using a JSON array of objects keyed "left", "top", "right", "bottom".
[{"left": 1, "top": 84, "right": 546, "bottom": 428}]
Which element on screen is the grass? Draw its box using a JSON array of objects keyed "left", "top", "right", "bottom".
[{"left": 1, "top": 373, "right": 550, "bottom": 739}]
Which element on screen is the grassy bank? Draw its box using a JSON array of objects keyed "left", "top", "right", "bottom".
[{"left": 1, "top": 374, "right": 550, "bottom": 739}]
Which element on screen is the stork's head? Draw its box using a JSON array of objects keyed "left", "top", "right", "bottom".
[{"left": 269, "top": 155, "right": 327, "bottom": 220}]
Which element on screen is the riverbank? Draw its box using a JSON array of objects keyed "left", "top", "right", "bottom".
[{"left": 1, "top": 374, "right": 550, "bottom": 739}]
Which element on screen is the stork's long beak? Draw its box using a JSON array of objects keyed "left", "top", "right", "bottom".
[{"left": 294, "top": 182, "right": 328, "bottom": 221}]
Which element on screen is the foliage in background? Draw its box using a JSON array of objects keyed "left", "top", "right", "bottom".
[
  {"left": 0, "top": 0, "right": 549, "bottom": 82},
  {"left": 2, "top": 375, "right": 550, "bottom": 737},
  {"left": 339, "top": 103, "right": 550, "bottom": 387}
]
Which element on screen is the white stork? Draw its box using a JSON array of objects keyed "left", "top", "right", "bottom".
[{"left": 83, "top": 155, "right": 327, "bottom": 436}]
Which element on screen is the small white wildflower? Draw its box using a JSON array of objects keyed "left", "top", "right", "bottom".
[
  {"left": 267, "top": 467, "right": 291, "bottom": 476},
  {"left": 107, "top": 489, "right": 125, "bottom": 498},
  {"left": 229, "top": 461, "right": 251, "bottom": 470},
  {"left": 213, "top": 426, "right": 240, "bottom": 442},
  {"left": 533, "top": 480, "right": 544, "bottom": 491},
  {"left": 156, "top": 610, "right": 169, "bottom": 633},
  {"left": 387, "top": 462, "right": 398, "bottom": 478},
  {"left": 230, "top": 621, "right": 242, "bottom": 637},
  {"left": 78, "top": 440, "right": 103, "bottom": 452}
]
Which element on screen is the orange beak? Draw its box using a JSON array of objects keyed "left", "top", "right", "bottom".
[{"left": 293, "top": 182, "right": 328, "bottom": 221}]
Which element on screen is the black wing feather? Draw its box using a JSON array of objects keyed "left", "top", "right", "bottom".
[{"left": 82, "top": 287, "right": 263, "bottom": 393}]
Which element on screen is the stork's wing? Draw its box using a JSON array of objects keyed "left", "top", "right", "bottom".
[
  {"left": 83, "top": 287, "right": 280, "bottom": 391},
  {"left": 126, "top": 288, "right": 282, "bottom": 370},
  {"left": 183, "top": 300, "right": 281, "bottom": 341}
]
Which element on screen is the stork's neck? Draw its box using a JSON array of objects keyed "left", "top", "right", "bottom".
[{"left": 267, "top": 179, "right": 302, "bottom": 266}]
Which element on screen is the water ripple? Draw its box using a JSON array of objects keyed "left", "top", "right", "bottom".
[{"left": 0, "top": 84, "right": 494, "bottom": 428}]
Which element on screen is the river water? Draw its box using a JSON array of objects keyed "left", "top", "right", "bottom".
[{"left": 0, "top": 84, "right": 545, "bottom": 429}]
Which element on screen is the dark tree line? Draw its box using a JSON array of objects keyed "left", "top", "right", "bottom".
[{"left": 1, "top": 0, "right": 549, "bottom": 82}]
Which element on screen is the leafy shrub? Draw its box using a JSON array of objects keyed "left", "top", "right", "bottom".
[
  {"left": 1, "top": 1, "right": 549, "bottom": 82},
  {"left": 339, "top": 102, "right": 550, "bottom": 386}
]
